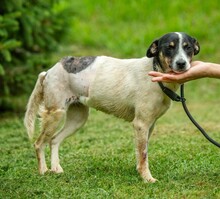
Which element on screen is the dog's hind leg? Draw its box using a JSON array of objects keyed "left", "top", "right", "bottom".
[
  {"left": 34, "top": 108, "right": 65, "bottom": 174},
  {"left": 50, "top": 104, "right": 89, "bottom": 173},
  {"left": 133, "top": 117, "right": 156, "bottom": 183}
]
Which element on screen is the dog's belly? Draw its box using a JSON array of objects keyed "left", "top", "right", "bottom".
[
  {"left": 90, "top": 99, "right": 135, "bottom": 122},
  {"left": 87, "top": 94, "right": 171, "bottom": 123}
]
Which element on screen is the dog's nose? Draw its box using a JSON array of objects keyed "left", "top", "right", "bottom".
[{"left": 176, "top": 59, "right": 186, "bottom": 69}]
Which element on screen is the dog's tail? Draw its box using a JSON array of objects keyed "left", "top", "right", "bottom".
[{"left": 24, "top": 71, "right": 47, "bottom": 140}]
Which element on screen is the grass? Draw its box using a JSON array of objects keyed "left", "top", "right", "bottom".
[
  {"left": 61, "top": 0, "right": 220, "bottom": 61},
  {"left": 0, "top": 106, "right": 219, "bottom": 198},
  {"left": 1, "top": 0, "right": 220, "bottom": 198}
]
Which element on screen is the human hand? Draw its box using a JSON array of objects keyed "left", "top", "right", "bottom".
[{"left": 148, "top": 61, "right": 208, "bottom": 84}]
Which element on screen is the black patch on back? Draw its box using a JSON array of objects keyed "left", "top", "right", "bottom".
[{"left": 61, "top": 56, "right": 96, "bottom": 74}]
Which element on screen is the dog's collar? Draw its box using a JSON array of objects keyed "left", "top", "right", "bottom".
[{"left": 153, "top": 58, "right": 185, "bottom": 102}]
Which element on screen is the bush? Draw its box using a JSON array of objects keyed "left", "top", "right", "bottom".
[{"left": 0, "top": 0, "right": 71, "bottom": 112}]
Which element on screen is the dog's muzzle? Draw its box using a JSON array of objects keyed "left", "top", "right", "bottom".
[{"left": 172, "top": 58, "right": 190, "bottom": 73}]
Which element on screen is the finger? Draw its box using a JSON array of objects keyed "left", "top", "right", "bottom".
[
  {"left": 151, "top": 77, "right": 172, "bottom": 83},
  {"left": 148, "top": 71, "right": 164, "bottom": 77},
  {"left": 151, "top": 77, "right": 163, "bottom": 82}
]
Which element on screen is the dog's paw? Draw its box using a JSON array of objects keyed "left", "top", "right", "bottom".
[
  {"left": 144, "top": 177, "right": 157, "bottom": 183},
  {"left": 39, "top": 166, "right": 49, "bottom": 175},
  {"left": 140, "top": 172, "right": 157, "bottom": 183},
  {"left": 50, "top": 164, "right": 64, "bottom": 173}
]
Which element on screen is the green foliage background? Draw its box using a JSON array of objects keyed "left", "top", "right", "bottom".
[
  {"left": 0, "top": 0, "right": 72, "bottom": 111},
  {"left": 1, "top": 0, "right": 220, "bottom": 112}
]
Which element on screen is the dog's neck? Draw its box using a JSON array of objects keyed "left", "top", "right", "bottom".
[
  {"left": 152, "top": 57, "right": 180, "bottom": 100},
  {"left": 153, "top": 57, "right": 165, "bottom": 73}
]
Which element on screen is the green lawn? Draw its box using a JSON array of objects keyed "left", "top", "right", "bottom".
[
  {"left": 1, "top": 0, "right": 220, "bottom": 198},
  {"left": 0, "top": 105, "right": 219, "bottom": 198}
]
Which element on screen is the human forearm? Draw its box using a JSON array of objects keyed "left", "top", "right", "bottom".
[{"left": 202, "top": 62, "right": 220, "bottom": 79}]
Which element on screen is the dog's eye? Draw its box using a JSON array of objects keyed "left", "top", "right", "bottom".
[
  {"left": 167, "top": 45, "right": 175, "bottom": 50},
  {"left": 185, "top": 45, "right": 192, "bottom": 51}
]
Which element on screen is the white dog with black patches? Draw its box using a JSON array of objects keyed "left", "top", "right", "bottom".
[{"left": 24, "top": 32, "right": 200, "bottom": 183}]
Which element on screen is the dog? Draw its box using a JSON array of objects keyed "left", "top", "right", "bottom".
[{"left": 24, "top": 32, "right": 200, "bottom": 183}]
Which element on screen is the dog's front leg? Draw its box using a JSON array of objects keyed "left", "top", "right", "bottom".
[{"left": 133, "top": 118, "right": 156, "bottom": 183}]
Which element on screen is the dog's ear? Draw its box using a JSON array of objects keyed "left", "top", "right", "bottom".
[
  {"left": 146, "top": 40, "right": 159, "bottom": 58},
  {"left": 192, "top": 38, "right": 200, "bottom": 55}
]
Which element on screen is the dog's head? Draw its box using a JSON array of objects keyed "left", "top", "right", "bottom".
[{"left": 146, "top": 32, "right": 200, "bottom": 73}]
